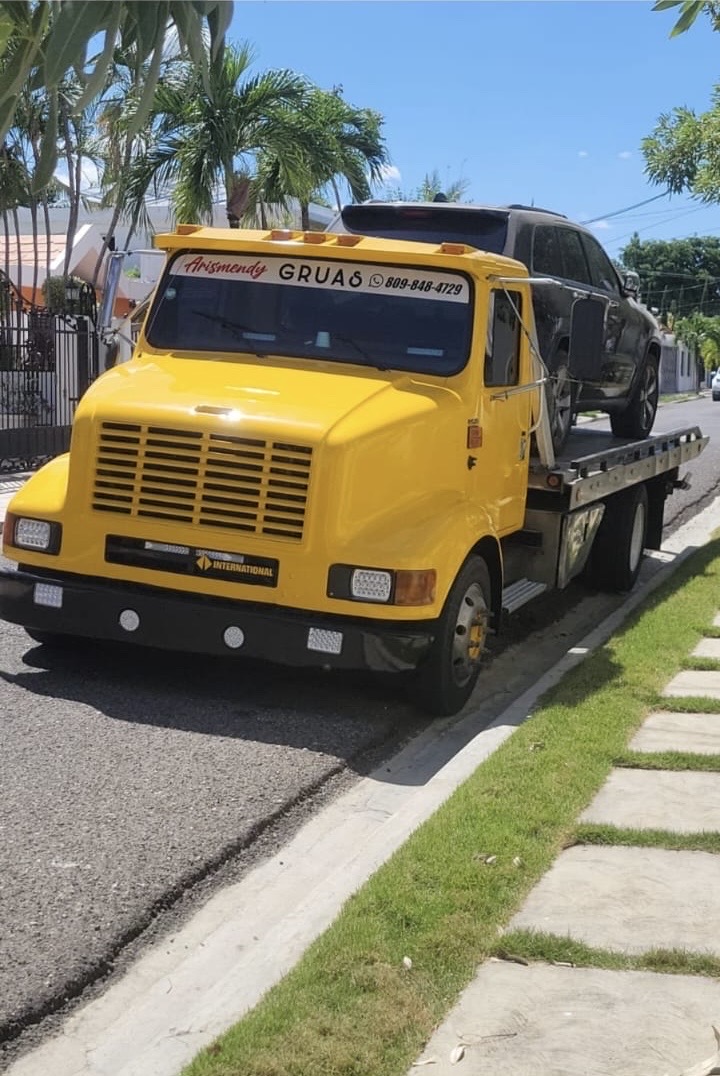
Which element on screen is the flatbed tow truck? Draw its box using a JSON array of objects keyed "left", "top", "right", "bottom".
[{"left": 0, "top": 225, "right": 707, "bottom": 714}]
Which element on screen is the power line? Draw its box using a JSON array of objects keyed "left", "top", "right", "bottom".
[
  {"left": 580, "top": 190, "right": 671, "bottom": 226},
  {"left": 610, "top": 204, "right": 709, "bottom": 247}
]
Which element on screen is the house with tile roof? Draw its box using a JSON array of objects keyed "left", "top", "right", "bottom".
[{"left": 3, "top": 200, "right": 336, "bottom": 315}]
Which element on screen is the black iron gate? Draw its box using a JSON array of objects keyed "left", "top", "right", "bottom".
[{"left": 0, "top": 276, "right": 100, "bottom": 474}]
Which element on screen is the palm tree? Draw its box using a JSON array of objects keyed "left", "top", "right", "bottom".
[
  {"left": 8, "top": 84, "right": 53, "bottom": 302},
  {"left": 384, "top": 169, "right": 470, "bottom": 203},
  {"left": 256, "top": 87, "right": 388, "bottom": 229},
  {"left": 93, "top": 40, "right": 187, "bottom": 285},
  {"left": 125, "top": 42, "right": 309, "bottom": 228},
  {"left": 56, "top": 76, "right": 102, "bottom": 279},
  {"left": 0, "top": 2, "right": 232, "bottom": 182},
  {"left": 0, "top": 139, "right": 29, "bottom": 297}
]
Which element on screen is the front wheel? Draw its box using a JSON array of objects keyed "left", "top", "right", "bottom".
[
  {"left": 546, "top": 356, "right": 577, "bottom": 453},
  {"left": 610, "top": 358, "right": 659, "bottom": 439},
  {"left": 411, "top": 556, "right": 492, "bottom": 716},
  {"left": 585, "top": 484, "right": 648, "bottom": 592}
]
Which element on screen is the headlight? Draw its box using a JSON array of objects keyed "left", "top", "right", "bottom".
[
  {"left": 328, "top": 565, "right": 436, "bottom": 606},
  {"left": 7, "top": 514, "right": 62, "bottom": 553},
  {"left": 351, "top": 568, "right": 393, "bottom": 603}
]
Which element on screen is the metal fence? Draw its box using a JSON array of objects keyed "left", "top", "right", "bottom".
[{"left": 0, "top": 278, "right": 101, "bottom": 474}]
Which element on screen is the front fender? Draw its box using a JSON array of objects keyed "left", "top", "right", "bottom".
[
  {"left": 2, "top": 454, "right": 69, "bottom": 551},
  {"left": 331, "top": 491, "right": 500, "bottom": 614}
]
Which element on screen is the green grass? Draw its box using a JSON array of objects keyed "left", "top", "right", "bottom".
[
  {"left": 182, "top": 539, "right": 720, "bottom": 1076},
  {"left": 494, "top": 930, "right": 720, "bottom": 978},
  {"left": 653, "top": 696, "right": 720, "bottom": 713},
  {"left": 614, "top": 750, "right": 720, "bottom": 771},
  {"left": 575, "top": 822, "right": 720, "bottom": 854},
  {"left": 682, "top": 656, "right": 720, "bottom": 671}
]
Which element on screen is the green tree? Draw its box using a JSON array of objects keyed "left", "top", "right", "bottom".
[
  {"left": 0, "top": 139, "right": 29, "bottom": 293},
  {"left": 673, "top": 310, "right": 720, "bottom": 368},
  {"left": 92, "top": 39, "right": 187, "bottom": 284},
  {"left": 644, "top": 3, "right": 720, "bottom": 200},
  {"left": 620, "top": 234, "right": 720, "bottom": 316},
  {"left": 384, "top": 168, "right": 470, "bottom": 202},
  {"left": 124, "top": 41, "right": 308, "bottom": 228},
  {"left": 653, "top": 1, "right": 720, "bottom": 36},
  {"left": 256, "top": 87, "right": 388, "bottom": 229},
  {"left": 0, "top": 2, "right": 232, "bottom": 188}
]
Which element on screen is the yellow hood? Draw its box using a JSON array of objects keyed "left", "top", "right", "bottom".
[{"left": 77, "top": 354, "right": 422, "bottom": 442}]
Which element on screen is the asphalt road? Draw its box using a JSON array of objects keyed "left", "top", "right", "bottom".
[{"left": 1, "top": 394, "right": 719, "bottom": 1064}]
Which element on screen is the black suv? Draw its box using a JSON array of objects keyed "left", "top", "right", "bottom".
[{"left": 329, "top": 201, "right": 662, "bottom": 450}]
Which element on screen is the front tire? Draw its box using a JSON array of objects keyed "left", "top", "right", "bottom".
[
  {"left": 610, "top": 358, "right": 659, "bottom": 439},
  {"left": 586, "top": 484, "right": 648, "bottom": 592},
  {"left": 546, "top": 354, "right": 577, "bottom": 453},
  {"left": 411, "top": 556, "right": 492, "bottom": 716}
]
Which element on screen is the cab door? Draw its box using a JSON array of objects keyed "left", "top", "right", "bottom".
[{"left": 473, "top": 287, "right": 533, "bottom": 536}]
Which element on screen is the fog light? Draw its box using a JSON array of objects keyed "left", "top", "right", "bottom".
[
  {"left": 15, "top": 518, "right": 52, "bottom": 550},
  {"left": 350, "top": 569, "right": 392, "bottom": 603},
  {"left": 33, "top": 582, "right": 63, "bottom": 608},
  {"left": 223, "top": 626, "right": 245, "bottom": 649},
  {"left": 307, "top": 627, "right": 343, "bottom": 655},
  {"left": 119, "top": 609, "right": 140, "bottom": 632}
]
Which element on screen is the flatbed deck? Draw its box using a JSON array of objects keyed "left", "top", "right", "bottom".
[{"left": 528, "top": 426, "right": 708, "bottom": 509}]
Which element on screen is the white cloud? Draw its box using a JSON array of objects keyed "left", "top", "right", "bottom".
[
  {"left": 578, "top": 150, "right": 590, "bottom": 158},
  {"left": 379, "top": 164, "right": 402, "bottom": 182},
  {"left": 591, "top": 220, "right": 611, "bottom": 230},
  {"left": 618, "top": 150, "right": 632, "bottom": 160}
]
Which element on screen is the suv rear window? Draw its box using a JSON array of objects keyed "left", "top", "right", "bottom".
[{"left": 339, "top": 205, "right": 509, "bottom": 254}]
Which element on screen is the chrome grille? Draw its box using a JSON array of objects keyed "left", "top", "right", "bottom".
[{"left": 92, "top": 423, "right": 312, "bottom": 541}]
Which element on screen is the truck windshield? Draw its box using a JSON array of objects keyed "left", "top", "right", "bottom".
[{"left": 145, "top": 252, "right": 473, "bottom": 376}]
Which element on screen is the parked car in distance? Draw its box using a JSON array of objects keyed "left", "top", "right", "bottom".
[
  {"left": 712, "top": 370, "right": 720, "bottom": 401},
  {"left": 328, "top": 200, "right": 663, "bottom": 450}
]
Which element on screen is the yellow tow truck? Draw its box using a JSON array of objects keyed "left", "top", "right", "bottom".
[{"left": 0, "top": 226, "right": 707, "bottom": 714}]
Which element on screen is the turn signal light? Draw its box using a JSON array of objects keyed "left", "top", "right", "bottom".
[{"left": 395, "top": 569, "right": 437, "bottom": 606}]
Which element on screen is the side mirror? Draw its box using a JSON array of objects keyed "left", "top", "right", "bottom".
[
  {"left": 622, "top": 270, "right": 640, "bottom": 298},
  {"left": 568, "top": 297, "right": 605, "bottom": 379},
  {"left": 97, "top": 252, "right": 126, "bottom": 330}
]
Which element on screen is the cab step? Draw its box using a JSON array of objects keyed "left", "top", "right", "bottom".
[{"left": 502, "top": 578, "right": 548, "bottom": 615}]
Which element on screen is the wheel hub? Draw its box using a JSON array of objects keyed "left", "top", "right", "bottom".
[{"left": 451, "top": 582, "right": 488, "bottom": 686}]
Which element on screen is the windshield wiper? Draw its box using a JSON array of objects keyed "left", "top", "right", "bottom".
[
  {"left": 331, "top": 334, "right": 391, "bottom": 371},
  {"left": 191, "top": 310, "right": 273, "bottom": 356}
]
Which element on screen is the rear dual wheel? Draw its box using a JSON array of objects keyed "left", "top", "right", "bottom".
[{"left": 586, "top": 484, "right": 648, "bottom": 592}]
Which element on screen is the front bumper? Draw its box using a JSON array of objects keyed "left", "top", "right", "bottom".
[{"left": 0, "top": 568, "right": 436, "bottom": 673}]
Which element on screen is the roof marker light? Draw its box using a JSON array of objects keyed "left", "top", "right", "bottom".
[
  {"left": 303, "top": 231, "right": 327, "bottom": 243},
  {"left": 440, "top": 242, "right": 468, "bottom": 255},
  {"left": 269, "top": 229, "right": 294, "bottom": 240},
  {"left": 335, "top": 234, "right": 362, "bottom": 246},
  {"left": 176, "top": 223, "right": 201, "bottom": 235}
]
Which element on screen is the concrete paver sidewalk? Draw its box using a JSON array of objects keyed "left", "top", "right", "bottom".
[{"left": 412, "top": 649, "right": 720, "bottom": 1073}]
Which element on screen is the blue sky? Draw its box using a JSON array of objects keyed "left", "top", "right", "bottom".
[{"left": 228, "top": 0, "right": 720, "bottom": 261}]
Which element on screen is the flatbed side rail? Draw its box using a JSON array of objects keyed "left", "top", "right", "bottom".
[{"left": 528, "top": 427, "right": 708, "bottom": 509}]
